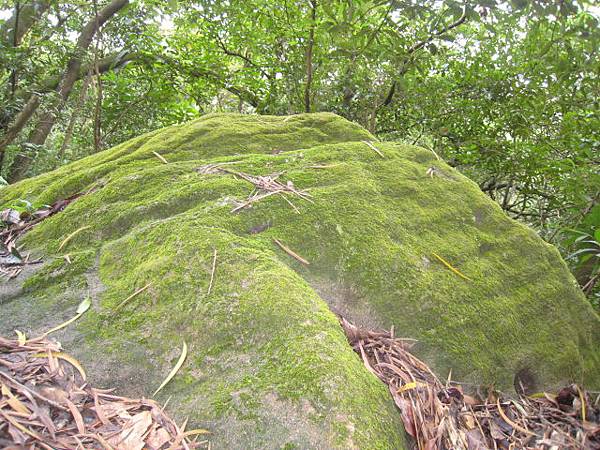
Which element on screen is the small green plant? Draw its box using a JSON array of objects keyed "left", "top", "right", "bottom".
[{"left": 566, "top": 228, "right": 600, "bottom": 306}]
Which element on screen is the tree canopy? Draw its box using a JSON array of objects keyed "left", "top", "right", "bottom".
[{"left": 0, "top": 0, "right": 598, "bottom": 302}]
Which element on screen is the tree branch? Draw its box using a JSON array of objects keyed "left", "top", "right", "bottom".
[
  {"left": 215, "top": 35, "right": 272, "bottom": 80},
  {"left": 406, "top": 5, "right": 467, "bottom": 55},
  {"left": 304, "top": 0, "right": 317, "bottom": 113},
  {"left": 6, "top": 0, "right": 130, "bottom": 182},
  {"left": 379, "top": 5, "right": 468, "bottom": 108}
]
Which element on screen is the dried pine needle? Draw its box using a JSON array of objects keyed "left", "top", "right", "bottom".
[
  {"left": 115, "top": 283, "right": 152, "bottom": 311},
  {"left": 431, "top": 252, "right": 472, "bottom": 281},
  {"left": 207, "top": 249, "right": 217, "bottom": 296}
]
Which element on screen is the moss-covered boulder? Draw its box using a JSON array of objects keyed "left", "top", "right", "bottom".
[{"left": 1, "top": 113, "right": 599, "bottom": 449}]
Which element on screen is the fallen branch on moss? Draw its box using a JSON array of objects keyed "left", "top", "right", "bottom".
[
  {"left": 362, "top": 140, "right": 385, "bottom": 158},
  {"left": 273, "top": 238, "right": 310, "bottom": 265},
  {"left": 196, "top": 165, "right": 312, "bottom": 213},
  {"left": 223, "top": 169, "right": 313, "bottom": 213},
  {"left": 0, "top": 335, "right": 207, "bottom": 449},
  {"left": 340, "top": 317, "right": 600, "bottom": 450}
]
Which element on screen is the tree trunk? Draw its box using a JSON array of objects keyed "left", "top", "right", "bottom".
[
  {"left": 58, "top": 74, "right": 92, "bottom": 165},
  {"left": 93, "top": 73, "right": 103, "bottom": 153},
  {"left": 7, "top": 0, "right": 129, "bottom": 182},
  {"left": 303, "top": 0, "right": 317, "bottom": 113},
  {"left": 0, "top": 94, "right": 40, "bottom": 170}
]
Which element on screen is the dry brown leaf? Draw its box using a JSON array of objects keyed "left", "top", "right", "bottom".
[
  {"left": 146, "top": 426, "right": 171, "bottom": 450},
  {"left": 64, "top": 397, "right": 86, "bottom": 435},
  {"left": 110, "top": 410, "right": 153, "bottom": 450},
  {"left": 1, "top": 383, "right": 31, "bottom": 415}
]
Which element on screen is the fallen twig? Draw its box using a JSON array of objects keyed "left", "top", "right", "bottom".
[
  {"left": 207, "top": 248, "right": 217, "bottom": 296},
  {"left": 217, "top": 168, "right": 313, "bottom": 213},
  {"left": 273, "top": 239, "right": 310, "bottom": 265},
  {"left": 152, "top": 151, "right": 169, "bottom": 164},
  {"left": 362, "top": 140, "right": 385, "bottom": 158},
  {"left": 306, "top": 163, "right": 343, "bottom": 169},
  {"left": 114, "top": 282, "right": 152, "bottom": 311}
]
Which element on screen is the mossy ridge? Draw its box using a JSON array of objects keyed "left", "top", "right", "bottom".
[
  {"left": 84, "top": 222, "right": 404, "bottom": 448},
  {"left": 1, "top": 112, "right": 599, "bottom": 448},
  {"left": 0, "top": 113, "right": 405, "bottom": 449}
]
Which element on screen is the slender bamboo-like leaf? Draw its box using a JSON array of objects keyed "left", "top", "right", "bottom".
[
  {"left": 15, "top": 329, "right": 26, "bottom": 346},
  {"left": 1, "top": 383, "right": 31, "bottom": 414},
  {"left": 58, "top": 225, "right": 91, "bottom": 251},
  {"left": 152, "top": 151, "right": 169, "bottom": 164},
  {"left": 397, "top": 381, "right": 426, "bottom": 393},
  {"left": 182, "top": 429, "right": 211, "bottom": 437},
  {"left": 576, "top": 385, "right": 586, "bottom": 422},
  {"left": 33, "top": 351, "right": 87, "bottom": 380},
  {"left": 43, "top": 297, "right": 91, "bottom": 337},
  {"left": 153, "top": 341, "right": 188, "bottom": 397}
]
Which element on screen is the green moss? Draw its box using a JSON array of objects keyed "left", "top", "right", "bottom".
[
  {"left": 22, "top": 249, "right": 95, "bottom": 293},
  {"left": 1, "top": 112, "right": 599, "bottom": 448}
]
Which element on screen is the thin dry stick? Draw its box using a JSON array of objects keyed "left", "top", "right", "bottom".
[
  {"left": 273, "top": 239, "right": 310, "bottom": 265},
  {"left": 431, "top": 252, "right": 472, "bottom": 281},
  {"left": 362, "top": 140, "right": 385, "bottom": 158},
  {"left": 58, "top": 226, "right": 91, "bottom": 252},
  {"left": 207, "top": 249, "right": 217, "bottom": 296},
  {"left": 279, "top": 193, "right": 300, "bottom": 214},
  {"left": 307, "top": 163, "right": 342, "bottom": 169},
  {"left": 231, "top": 190, "right": 280, "bottom": 213},
  {"left": 152, "top": 151, "right": 168, "bottom": 164},
  {"left": 220, "top": 168, "right": 313, "bottom": 213},
  {"left": 114, "top": 283, "right": 152, "bottom": 311}
]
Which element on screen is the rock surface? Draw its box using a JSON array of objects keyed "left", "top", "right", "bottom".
[{"left": 1, "top": 113, "right": 599, "bottom": 449}]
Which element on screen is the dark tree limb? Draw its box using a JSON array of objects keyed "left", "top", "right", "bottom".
[
  {"left": 0, "top": 50, "right": 136, "bottom": 167},
  {"left": 215, "top": 35, "right": 272, "bottom": 80},
  {"left": 0, "top": 94, "right": 40, "bottom": 169},
  {"left": 304, "top": 0, "right": 317, "bottom": 113},
  {"left": 157, "top": 54, "right": 261, "bottom": 108},
  {"left": 378, "top": 5, "right": 468, "bottom": 109}
]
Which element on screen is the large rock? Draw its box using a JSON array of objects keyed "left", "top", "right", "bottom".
[{"left": 1, "top": 113, "right": 599, "bottom": 449}]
